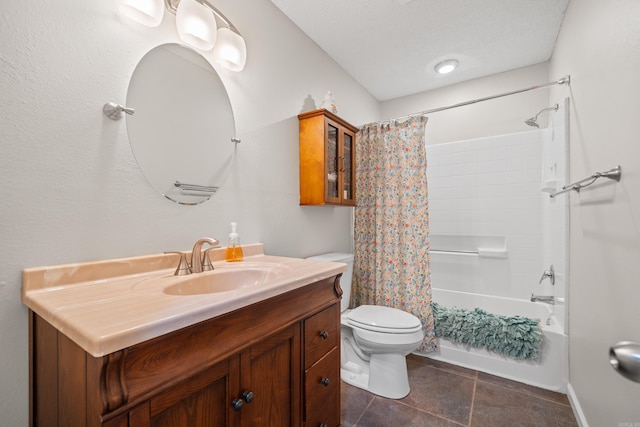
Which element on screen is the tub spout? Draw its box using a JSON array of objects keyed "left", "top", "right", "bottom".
[{"left": 531, "top": 294, "right": 555, "bottom": 305}]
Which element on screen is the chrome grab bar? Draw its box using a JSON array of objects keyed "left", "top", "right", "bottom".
[{"left": 429, "top": 249, "right": 479, "bottom": 255}]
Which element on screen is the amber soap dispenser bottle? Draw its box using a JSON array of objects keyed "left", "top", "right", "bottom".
[{"left": 225, "top": 222, "right": 244, "bottom": 262}]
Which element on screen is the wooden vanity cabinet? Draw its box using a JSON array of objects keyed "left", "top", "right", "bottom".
[
  {"left": 29, "top": 276, "right": 342, "bottom": 427},
  {"left": 299, "top": 109, "right": 358, "bottom": 206}
]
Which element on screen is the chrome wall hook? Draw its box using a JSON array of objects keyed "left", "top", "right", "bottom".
[{"left": 103, "top": 102, "right": 135, "bottom": 121}]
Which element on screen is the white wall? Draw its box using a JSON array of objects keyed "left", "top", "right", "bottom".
[
  {"left": 549, "top": 0, "right": 640, "bottom": 425},
  {"left": 0, "top": 1, "right": 378, "bottom": 424}
]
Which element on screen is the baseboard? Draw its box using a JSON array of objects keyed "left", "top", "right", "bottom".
[{"left": 567, "top": 383, "right": 589, "bottom": 427}]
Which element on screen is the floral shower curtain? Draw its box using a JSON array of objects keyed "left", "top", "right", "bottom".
[{"left": 352, "top": 115, "right": 436, "bottom": 352}]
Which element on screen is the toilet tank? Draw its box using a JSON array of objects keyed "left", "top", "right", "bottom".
[{"left": 306, "top": 252, "right": 353, "bottom": 312}]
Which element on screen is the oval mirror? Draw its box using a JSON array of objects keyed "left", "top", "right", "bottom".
[{"left": 126, "top": 43, "right": 236, "bottom": 205}]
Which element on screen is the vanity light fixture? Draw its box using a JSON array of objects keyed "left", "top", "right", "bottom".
[
  {"left": 115, "top": 0, "right": 165, "bottom": 27},
  {"left": 166, "top": 0, "right": 247, "bottom": 71},
  {"left": 213, "top": 27, "right": 247, "bottom": 72},
  {"left": 434, "top": 59, "right": 459, "bottom": 74},
  {"left": 176, "top": 0, "right": 217, "bottom": 51},
  {"left": 117, "top": 0, "right": 247, "bottom": 71}
]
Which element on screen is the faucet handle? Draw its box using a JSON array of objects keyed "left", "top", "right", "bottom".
[
  {"left": 165, "top": 252, "right": 192, "bottom": 276},
  {"left": 201, "top": 248, "right": 216, "bottom": 271},
  {"left": 539, "top": 264, "right": 555, "bottom": 285}
]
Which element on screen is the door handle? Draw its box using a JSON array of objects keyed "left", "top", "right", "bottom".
[{"left": 609, "top": 341, "right": 640, "bottom": 383}]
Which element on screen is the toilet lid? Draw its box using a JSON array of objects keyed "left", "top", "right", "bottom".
[{"left": 347, "top": 305, "right": 422, "bottom": 333}]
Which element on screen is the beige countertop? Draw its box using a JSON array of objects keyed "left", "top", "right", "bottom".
[{"left": 22, "top": 243, "right": 346, "bottom": 357}]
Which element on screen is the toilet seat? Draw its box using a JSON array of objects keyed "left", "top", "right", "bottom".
[{"left": 347, "top": 305, "right": 422, "bottom": 334}]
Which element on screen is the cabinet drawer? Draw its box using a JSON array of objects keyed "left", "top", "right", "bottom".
[
  {"left": 305, "top": 347, "right": 339, "bottom": 427},
  {"left": 305, "top": 304, "right": 339, "bottom": 368}
]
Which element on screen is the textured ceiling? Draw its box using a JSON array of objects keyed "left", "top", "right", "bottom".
[{"left": 270, "top": 0, "right": 570, "bottom": 101}]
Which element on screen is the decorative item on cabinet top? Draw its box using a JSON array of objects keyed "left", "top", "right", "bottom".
[{"left": 299, "top": 109, "right": 358, "bottom": 207}]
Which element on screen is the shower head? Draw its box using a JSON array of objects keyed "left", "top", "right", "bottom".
[
  {"left": 525, "top": 117, "right": 540, "bottom": 128},
  {"left": 525, "top": 104, "right": 559, "bottom": 128}
]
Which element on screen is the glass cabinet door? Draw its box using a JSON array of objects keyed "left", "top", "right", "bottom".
[
  {"left": 326, "top": 123, "right": 340, "bottom": 202},
  {"left": 342, "top": 131, "right": 354, "bottom": 203}
]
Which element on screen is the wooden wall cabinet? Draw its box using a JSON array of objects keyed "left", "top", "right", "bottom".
[
  {"left": 299, "top": 109, "right": 358, "bottom": 206},
  {"left": 29, "top": 276, "right": 342, "bottom": 427}
]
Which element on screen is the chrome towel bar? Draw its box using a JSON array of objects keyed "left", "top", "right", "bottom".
[
  {"left": 550, "top": 165, "right": 621, "bottom": 198},
  {"left": 174, "top": 180, "right": 219, "bottom": 194}
]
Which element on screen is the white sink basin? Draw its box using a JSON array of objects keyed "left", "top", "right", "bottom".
[{"left": 163, "top": 262, "right": 290, "bottom": 295}]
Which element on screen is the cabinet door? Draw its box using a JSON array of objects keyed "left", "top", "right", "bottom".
[
  {"left": 147, "top": 360, "right": 233, "bottom": 427},
  {"left": 325, "top": 118, "right": 357, "bottom": 206},
  {"left": 305, "top": 347, "right": 340, "bottom": 427},
  {"left": 325, "top": 120, "right": 342, "bottom": 205},
  {"left": 303, "top": 304, "right": 340, "bottom": 426},
  {"left": 239, "top": 324, "right": 301, "bottom": 427},
  {"left": 340, "top": 127, "right": 356, "bottom": 206}
]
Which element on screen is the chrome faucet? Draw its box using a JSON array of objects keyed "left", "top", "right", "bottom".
[
  {"left": 539, "top": 264, "right": 555, "bottom": 285},
  {"left": 530, "top": 294, "right": 555, "bottom": 305},
  {"left": 190, "top": 237, "right": 220, "bottom": 273}
]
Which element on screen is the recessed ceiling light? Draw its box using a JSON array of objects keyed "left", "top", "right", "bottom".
[{"left": 434, "top": 59, "right": 459, "bottom": 74}]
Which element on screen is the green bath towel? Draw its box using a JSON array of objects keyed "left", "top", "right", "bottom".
[{"left": 431, "top": 302, "right": 543, "bottom": 360}]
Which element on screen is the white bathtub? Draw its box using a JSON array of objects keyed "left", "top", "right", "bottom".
[{"left": 420, "top": 288, "right": 568, "bottom": 393}]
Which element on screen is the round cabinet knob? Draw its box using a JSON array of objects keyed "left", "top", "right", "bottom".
[
  {"left": 319, "top": 331, "right": 328, "bottom": 339},
  {"left": 231, "top": 399, "right": 244, "bottom": 411},
  {"left": 320, "top": 424, "right": 328, "bottom": 427},
  {"left": 320, "top": 378, "right": 330, "bottom": 387},
  {"left": 242, "top": 390, "right": 254, "bottom": 403}
]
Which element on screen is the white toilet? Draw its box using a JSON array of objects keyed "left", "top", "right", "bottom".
[{"left": 307, "top": 253, "right": 424, "bottom": 399}]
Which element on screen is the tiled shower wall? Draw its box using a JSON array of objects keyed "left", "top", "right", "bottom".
[{"left": 425, "top": 130, "right": 546, "bottom": 301}]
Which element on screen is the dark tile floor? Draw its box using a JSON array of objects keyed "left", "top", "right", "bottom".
[{"left": 341, "top": 354, "right": 578, "bottom": 427}]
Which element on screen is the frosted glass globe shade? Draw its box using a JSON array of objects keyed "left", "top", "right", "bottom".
[
  {"left": 213, "top": 28, "right": 247, "bottom": 71},
  {"left": 176, "top": 0, "right": 217, "bottom": 51},
  {"left": 115, "top": 0, "right": 164, "bottom": 27}
]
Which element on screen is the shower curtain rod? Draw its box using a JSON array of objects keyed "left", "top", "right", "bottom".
[{"left": 384, "top": 75, "right": 570, "bottom": 123}]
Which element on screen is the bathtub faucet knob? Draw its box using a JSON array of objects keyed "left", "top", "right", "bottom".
[{"left": 539, "top": 264, "right": 555, "bottom": 285}]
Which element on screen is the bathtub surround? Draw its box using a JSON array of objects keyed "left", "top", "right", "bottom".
[
  {"left": 425, "top": 129, "right": 554, "bottom": 301},
  {"left": 353, "top": 116, "right": 436, "bottom": 352},
  {"left": 422, "top": 123, "right": 569, "bottom": 393},
  {"left": 432, "top": 302, "right": 542, "bottom": 359}
]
